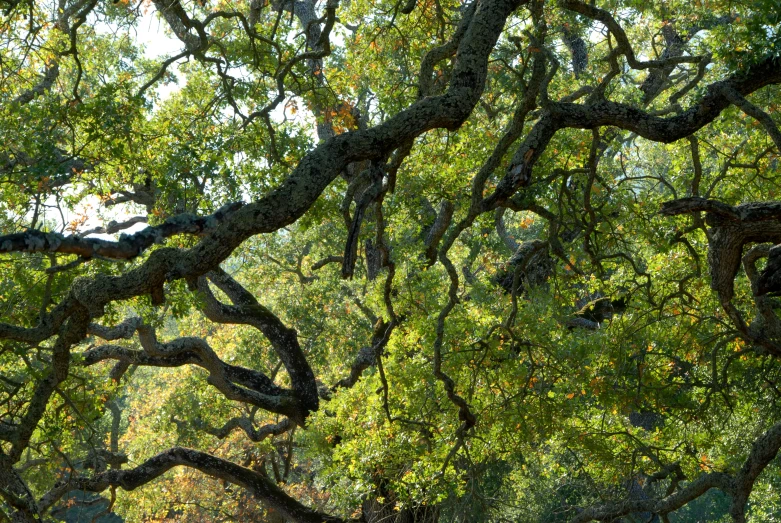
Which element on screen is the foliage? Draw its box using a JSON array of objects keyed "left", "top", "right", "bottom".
[{"left": 0, "top": 0, "right": 780, "bottom": 521}]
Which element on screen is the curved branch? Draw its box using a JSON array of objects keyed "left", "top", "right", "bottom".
[
  {"left": 79, "top": 217, "right": 149, "bottom": 238},
  {"left": 559, "top": 0, "right": 704, "bottom": 71},
  {"left": 82, "top": 329, "right": 308, "bottom": 422},
  {"left": 332, "top": 319, "right": 392, "bottom": 390},
  {"left": 721, "top": 85, "right": 781, "bottom": 152},
  {"left": 492, "top": 55, "right": 781, "bottom": 204},
  {"left": 573, "top": 420, "right": 781, "bottom": 523},
  {"left": 730, "top": 421, "right": 781, "bottom": 521},
  {"left": 184, "top": 416, "right": 294, "bottom": 442},
  {"left": 0, "top": 0, "right": 528, "bottom": 347},
  {"left": 661, "top": 198, "right": 781, "bottom": 307},
  {"left": 87, "top": 317, "right": 142, "bottom": 341},
  {"left": 571, "top": 471, "right": 733, "bottom": 523},
  {"left": 198, "top": 270, "right": 319, "bottom": 419},
  {"left": 311, "top": 255, "right": 343, "bottom": 271},
  {"left": 58, "top": 447, "right": 348, "bottom": 523}
]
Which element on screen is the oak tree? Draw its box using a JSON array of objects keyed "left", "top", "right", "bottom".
[{"left": 0, "top": 0, "right": 780, "bottom": 520}]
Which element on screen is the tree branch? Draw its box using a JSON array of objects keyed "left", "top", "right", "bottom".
[
  {"left": 52, "top": 447, "right": 348, "bottom": 523},
  {"left": 0, "top": 202, "right": 243, "bottom": 261}
]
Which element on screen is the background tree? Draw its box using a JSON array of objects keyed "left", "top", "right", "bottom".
[{"left": 0, "top": 0, "right": 780, "bottom": 521}]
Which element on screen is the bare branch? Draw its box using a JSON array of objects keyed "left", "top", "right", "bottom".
[{"left": 79, "top": 217, "right": 149, "bottom": 238}]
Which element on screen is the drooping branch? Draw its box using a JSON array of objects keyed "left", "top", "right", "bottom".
[
  {"left": 48, "top": 447, "right": 348, "bottom": 523},
  {"left": 198, "top": 270, "right": 319, "bottom": 419},
  {"left": 721, "top": 86, "right": 781, "bottom": 152},
  {"left": 0, "top": 0, "right": 779, "bottom": 520},
  {"left": 0, "top": 7, "right": 522, "bottom": 478}
]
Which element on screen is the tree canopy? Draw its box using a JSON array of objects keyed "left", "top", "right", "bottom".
[{"left": 1, "top": 0, "right": 781, "bottom": 520}]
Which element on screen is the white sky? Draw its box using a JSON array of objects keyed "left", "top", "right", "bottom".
[
  {"left": 72, "top": 8, "right": 184, "bottom": 239},
  {"left": 132, "top": 8, "right": 185, "bottom": 102},
  {"left": 68, "top": 4, "right": 313, "bottom": 239}
]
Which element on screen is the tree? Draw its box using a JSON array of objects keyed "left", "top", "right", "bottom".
[{"left": 0, "top": 0, "right": 780, "bottom": 520}]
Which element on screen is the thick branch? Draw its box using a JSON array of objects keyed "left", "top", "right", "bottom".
[
  {"left": 82, "top": 330, "right": 307, "bottom": 422},
  {"left": 731, "top": 421, "right": 781, "bottom": 521},
  {"left": 424, "top": 200, "right": 454, "bottom": 264},
  {"left": 199, "top": 270, "right": 319, "bottom": 419},
  {"left": 62, "top": 447, "right": 347, "bottom": 523},
  {"left": 0, "top": 0, "right": 526, "bottom": 349},
  {"left": 0, "top": 202, "right": 242, "bottom": 261},
  {"left": 492, "top": 55, "right": 781, "bottom": 205},
  {"left": 661, "top": 198, "right": 781, "bottom": 305}
]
